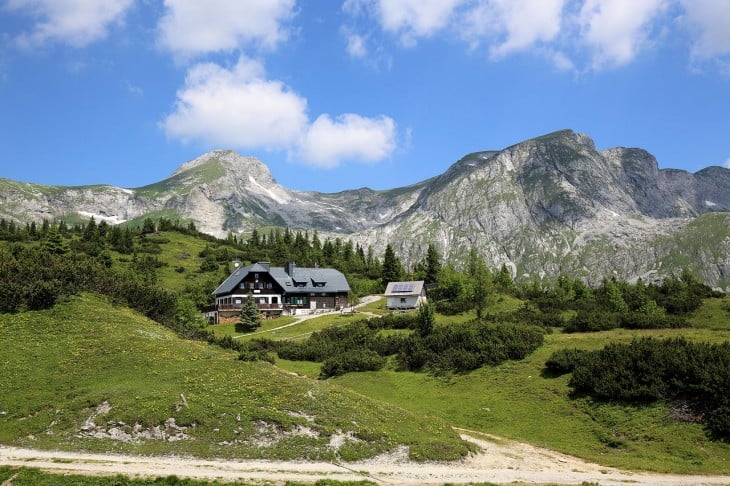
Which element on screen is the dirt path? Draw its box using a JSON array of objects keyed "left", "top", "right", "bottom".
[
  {"left": 234, "top": 295, "right": 382, "bottom": 339},
  {"left": 2, "top": 432, "right": 729, "bottom": 485}
]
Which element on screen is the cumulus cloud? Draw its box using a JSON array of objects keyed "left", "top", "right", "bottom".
[
  {"left": 5, "top": 0, "right": 132, "bottom": 47},
  {"left": 161, "top": 56, "right": 397, "bottom": 167},
  {"left": 342, "top": 0, "right": 730, "bottom": 72},
  {"left": 680, "top": 0, "right": 730, "bottom": 61},
  {"left": 577, "top": 0, "right": 667, "bottom": 69},
  {"left": 344, "top": 0, "right": 466, "bottom": 46},
  {"left": 344, "top": 30, "right": 368, "bottom": 58},
  {"left": 160, "top": 57, "right": 308, "bottom": 150},
  {"left": 723, "top": 158, "right": 730, "bottom": 169},
  {"left": 157, "top": 0, "right": 295, "bottom": 57},
  {"left": 298, "top": 114, "right": 396, "bottom": 167},
  {"left": 460, "top": 0, "right": 565, "bottom": 58}
]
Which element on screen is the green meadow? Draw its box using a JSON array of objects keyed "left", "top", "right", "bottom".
[{"left": 0, "top": 294, "right": 469, "bottom": 462}]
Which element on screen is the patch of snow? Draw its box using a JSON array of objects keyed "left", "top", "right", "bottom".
[
  {"left": 77, "top": 211, "right": 127, "bottom": 225},
  {"left": 248, "top": 175, "right": 290, "bottom": 204},
  {"left": 705, "top": 200, "right": 717, "bottom": 207}
]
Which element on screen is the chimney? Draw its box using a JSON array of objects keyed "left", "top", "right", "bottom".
[{"left": 285, "top": 261, "right": 295, "bottom": 276}]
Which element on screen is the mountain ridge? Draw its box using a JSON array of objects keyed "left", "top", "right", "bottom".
[{"left": 1, "top": 129, "right": 728, "bottom": 289}]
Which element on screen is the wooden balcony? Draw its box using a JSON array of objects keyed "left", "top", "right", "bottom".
[{"left": 216, "top": 303, "right": 283, "bottom": 311}]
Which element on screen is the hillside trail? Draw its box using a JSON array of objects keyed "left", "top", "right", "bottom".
[{"left": 1, "top": 431, "right": 729, "bottom": 485}]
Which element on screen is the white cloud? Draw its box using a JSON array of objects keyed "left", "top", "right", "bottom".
[
  {"left": 344, "top": 0, "right": 466, "bottom": 46},
  {"left": 298, "top": 114, "right": 396, "bottom": 167},
  {"left": 161, "top": 56, "right": 398, "bottom": 167},
  {"left": 125, "top": 80, "right": 143, "bottom": 96},
  {"left": 723, "top": 158, "right": 730, "bottom": 169},
  {"left": 548, "top": 49, "right": 576, "bottom": 71},
  {"left": 460, "top": 0, "right": 566, "bottom": 58},
  {"left": 680, "top": 0, "right": 730, "bottom": 61},
  {"left": 344, "top": 30, "right": 368, "bottom": 58},
  {"left": 343, "top": 0, "right": 730, "bottom": 72},
  {"left": 160, "top": 57, "right": 308, "bottom": 150},
  {"left": 5, "top": 0, "right": 132, "bottom": 47},
  {"left": 578, "top": 0, "right": 667, "bottom": 70},
  {"left": 157, "top": 0, "right": 295, "bottom": 57}
]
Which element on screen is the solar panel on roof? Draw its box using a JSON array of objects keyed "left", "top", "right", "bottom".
[{"left": 393, "top": 283, "right": 415, "bottom": 293}]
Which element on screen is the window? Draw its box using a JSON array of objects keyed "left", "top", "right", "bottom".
[{"left": 400, "top": 298, "right": 406, "bottom": 304}]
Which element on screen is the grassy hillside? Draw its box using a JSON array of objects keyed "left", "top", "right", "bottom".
[
  {"left": 269, "top": 296, "right": 730, "bottom": 474},
  {"left": 0, "top": 294, "right": 469, "bottom": 461}
]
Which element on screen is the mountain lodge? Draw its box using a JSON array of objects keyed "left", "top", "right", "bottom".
[{"left": 208, "top": 262, "right": 350, "bottom": 323}]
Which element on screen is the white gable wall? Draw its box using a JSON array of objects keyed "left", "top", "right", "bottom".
[{"left": 386, "top": 294, "right": 425, "bottom": 309}]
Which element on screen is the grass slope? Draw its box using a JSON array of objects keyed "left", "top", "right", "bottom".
[
  {"left": 274, "top": 296, "right": 730, "bottom": 474},
  {"left": 259, "top": 289, "right": 730, "bottom": 474},
  {"left": 0, "top": 294, "right": 469, "bottom": 461}
]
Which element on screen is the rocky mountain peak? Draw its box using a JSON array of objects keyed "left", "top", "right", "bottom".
[{"left": 173, "top": 149, "right": 274, "bottom": 182}]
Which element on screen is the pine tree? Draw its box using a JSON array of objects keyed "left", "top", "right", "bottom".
[
  {"left": 249, "top": 228, "right": 260, "bottom": 247},
  {"left": 141, "top": 217, "right": 156, "bottom": 234},
  {"left": 424, "top": 243, "right": 442, "bottom": 285},
  {"left": 237, "top": 295, "right": 262, "bottom": 333},
  {"left": 468, "top": 249, "right": 493, "bottom": 319},
  {"left": 381, "top": 244, "right": 403, "bottom": 289},
  {"left": 417, "top": 301, "right": 435, "bottom": 336},
  {"left": 41, "top": 227, "right": 67, "bottom": 255},
  {"left": 603, "top": 279, "right": 629, "bottom": 313}
]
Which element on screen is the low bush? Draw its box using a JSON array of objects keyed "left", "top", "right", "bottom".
[
  {"left": 566, "top": 337, "right": 730, "bottom": 440},
  {"left": 564, "top": 310, "right": 618, "bottom": 333},
  {"left": 275, "top": 316, "right": 545, "bottom": 376},
  {"left": 398, "top": 321, "right": 544, "bottom": 373},
  {"left": 320, "top": 349, "right": 386, "bottom": 378},
  {"left": 544, "top": 348, "right": 589, "bottom": 375}
]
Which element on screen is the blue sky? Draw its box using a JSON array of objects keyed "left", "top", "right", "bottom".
[{"left": 1, "top": 0, "right": 729, "bottom": 193}]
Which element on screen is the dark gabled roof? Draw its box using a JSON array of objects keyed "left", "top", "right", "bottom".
[
  {"left": 212, "top": 262, "right": 350, "bottom": 296},
  {"left": 269, "top": 266, "right": 350, "bottom": 293},
  {"left": 384, "top": 280, "right": 425, "bottom": 297}
]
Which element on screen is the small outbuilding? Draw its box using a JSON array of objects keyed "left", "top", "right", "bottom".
[{"left": 384, "top": 280, "right": 426, "bottom": 310}]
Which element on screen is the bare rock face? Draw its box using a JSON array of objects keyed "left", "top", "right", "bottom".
[
  {"left": 1, "top": 131, "right": 729, "bottom": 289},
  {"left": 348, "top": 130, "right": 730, "bottom": 289}
]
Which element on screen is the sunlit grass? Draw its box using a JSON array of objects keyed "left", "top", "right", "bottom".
[
  {"left": 329, "top": 321, "right": 730, "bottom": 475},
  {"left": 0, "top": 294, "right": 469, "bottom": 461},
  {"left": 688, "top": 295, "right": 730, "bottom": 330}
]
